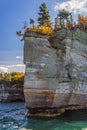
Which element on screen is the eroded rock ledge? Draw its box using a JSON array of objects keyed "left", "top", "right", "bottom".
[
  {"left": 0, "top": 80, "right": 24, "bottom": 102},
  {"left": 23, "top": 28, "right": 87, "bottom": 117}
]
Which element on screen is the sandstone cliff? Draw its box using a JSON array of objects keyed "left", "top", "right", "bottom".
[
  {"left": 0, "top": 80, "right": 24, "bottom": 102},
  {"left": 23, "top": 29, "right": 87, "bottom": 117}
]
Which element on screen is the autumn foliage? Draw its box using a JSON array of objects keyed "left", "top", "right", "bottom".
[
  {"left": 26, "top": 21, "right": 54, "bottom": 36},
  {"left": 0, "top": 72, "right": 25, "bottom": 81},
  {"left": 78, "top": 15, "right": 87, "bottom": 27},
  {"left": 11, "top": 72, "right": 25, "bottom": 81}
]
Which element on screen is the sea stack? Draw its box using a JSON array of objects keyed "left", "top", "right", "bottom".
[{"left": 23, "top": 28, "right": 87, "bottom": 117}]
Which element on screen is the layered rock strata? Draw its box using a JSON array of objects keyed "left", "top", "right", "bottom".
[
  {"left": 0, "top": 81, "right": 24, "bottom": 102},
  {"left": 24, "top": 29, "right": 87, "bottom": 117}
]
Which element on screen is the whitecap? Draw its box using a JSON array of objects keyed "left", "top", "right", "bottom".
[
  {"left": 82, "top": 128, "right": 87, "bottom": 130},
  {"left": 20, "top": 128, "right": 32, "bottom": 130}
]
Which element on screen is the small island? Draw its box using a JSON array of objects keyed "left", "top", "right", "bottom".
[{"left": 17, "top": 3, "right": 87, "bottom": 117}]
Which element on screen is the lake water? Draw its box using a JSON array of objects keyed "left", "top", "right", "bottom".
[{"left": 0, "top": 102, "right": 87, "bottom": 130}]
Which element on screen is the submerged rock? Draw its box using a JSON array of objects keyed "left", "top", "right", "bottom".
[{"left": 23, "top": 29, "right": 87, "bottom": 117}]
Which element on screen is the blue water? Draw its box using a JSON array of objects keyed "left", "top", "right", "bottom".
[{"left": 0, "top": 103, "right": 87, "bottom": 130}]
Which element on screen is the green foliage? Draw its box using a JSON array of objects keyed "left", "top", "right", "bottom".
[
  {"left": 57, "top": 9, "right": 72, "bottom": 28},
  {"left": 37, "top": 3, "right": 50, "bottom": 26},
  {"left": 58, "top": 9, "right": 71, "bottom": 19},
  {"left": 29, "top": 18, "right": 35, "bottom": 26}
]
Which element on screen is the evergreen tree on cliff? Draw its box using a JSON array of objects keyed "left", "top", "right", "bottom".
[
  {"left": 29, "top": 18, "right": 35, "bottom": 26},
  {"left": 37, "top": 3, "right": 50, "bottom": 26}
]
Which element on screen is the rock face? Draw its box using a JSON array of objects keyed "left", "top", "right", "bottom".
[
  {"left": 24, "top": 29, "right": 87, "bottom": 117},
  {"left": 0, "top": 81, "right": 24, "bottom": 102}
]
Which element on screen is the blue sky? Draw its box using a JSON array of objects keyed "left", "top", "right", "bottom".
[{"left": 0, "top": 0, "right": 87, "bottom": 72}]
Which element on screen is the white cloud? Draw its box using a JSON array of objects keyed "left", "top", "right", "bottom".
[
  {"left": 0, "top": 64, "right": 25, "bottom": 73},
  {"left": 0, "top": 67, "right": 8, "bottom": 73},
  {"left": 54, "top": 0, "right": 87, "bottom": 15},
  {"left": 16, "top": 56, "right": 23, "bottom": 60}
]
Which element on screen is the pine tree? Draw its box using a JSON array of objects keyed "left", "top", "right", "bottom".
[
  {"left": 37, "top": 3, "right": 50, "bottom": 26},
  {"left": 58, "top": 9, "right": 72, "bottom": 27},
  {"left": 29, "top": 18, "right": 35, "bottom": 26}
]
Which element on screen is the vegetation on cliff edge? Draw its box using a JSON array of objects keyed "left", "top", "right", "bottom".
[
  {"left": 17, "top": 3, "right": 87, "bottom": 37},
  {"left": 0, "top": 72, "right": 25, "bottom": 82}
]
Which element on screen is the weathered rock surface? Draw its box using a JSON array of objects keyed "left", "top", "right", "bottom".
[
  {"left": 0, "top": 80, "right": 24, "bottom": 102},
  {"left": 24, "top": 29, "right": 87, "bottom": 117}
]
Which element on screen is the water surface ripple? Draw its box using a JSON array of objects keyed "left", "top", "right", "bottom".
[{"left": 0, "top": 103, "right": 87, "bottom": 130}]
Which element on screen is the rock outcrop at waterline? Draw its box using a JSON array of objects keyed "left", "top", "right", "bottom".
[
  {"left": 23, "top": 28, "right": 87, "bottom": 117},
  {"left": 0, "top": 80, "right": 24, "bottom": 102}
]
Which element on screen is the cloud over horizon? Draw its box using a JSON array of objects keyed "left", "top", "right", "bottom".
[
  {"left": 54, "top": 0, "right": 87, "bottom": 15},
  {"left": 0, "top": 64, "right": 25, "bottom": 73}
]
